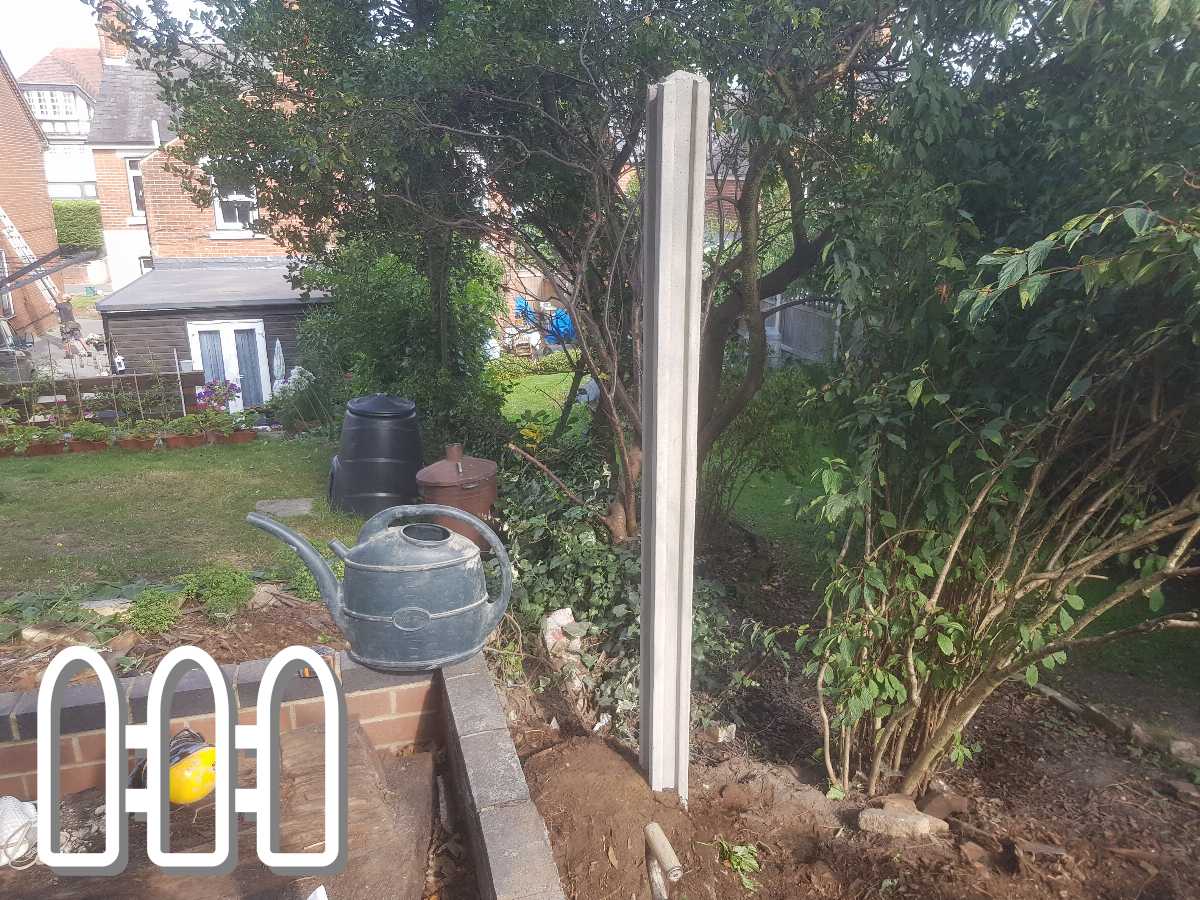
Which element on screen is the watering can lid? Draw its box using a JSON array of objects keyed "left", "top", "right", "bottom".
[{"left": 346, "top": 394, "right": 417, "bottom": 419}]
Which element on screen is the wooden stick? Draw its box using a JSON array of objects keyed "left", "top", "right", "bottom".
[{"left": 505, "top": 442, "right": 587, "bottom": 506}]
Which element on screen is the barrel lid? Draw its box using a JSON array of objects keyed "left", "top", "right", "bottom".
[
  {"left": 417, "top": 444, "right": 498, "bottom": 487},
  {"left": 346, "top": 394, "right": 417, "bottom": 419}
]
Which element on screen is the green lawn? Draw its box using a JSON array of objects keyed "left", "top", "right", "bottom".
[
  {"left": 0, "top": 438, "right": 360, "bottom": 597},
  {"left": 501, "top": 372, "right": 576, "bottom": 420}
]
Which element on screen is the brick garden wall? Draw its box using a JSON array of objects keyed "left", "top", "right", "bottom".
[{"left": 0, "top": 652, "right": 440, "bottom": 802}]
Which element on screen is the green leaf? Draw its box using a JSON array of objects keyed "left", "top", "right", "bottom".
[
  {"left": 936, "top": 633, "right": 955, "bottom": 656},
  {"left": 826, "top": 784, "right": 846, "bottom": 801},
  {"left": 1152, "top": 0, "right": 1171, "bottom": 24},
  {"left": 1026, "top": 240, "right": 1054, "bottom": 273},
  {"left": 1058, "top": 607, "right": 1074, "bottom": 631},
  {"left": 886, "top": 433, "right": 907, "bottom": 450},
  {"left": 1147, "top": 587, "right": 1165, "bottom": 612},
  {"left": 1018, "top": 273, "right": 1050, "bottom": 307},
  {"left": 997, "top": 254, "right": 1028, "bottom": 293},
  {"left": 1065, "top": 593, "right": 1085, "bottom": 611},
  {"left": 1118, "top": 252, "right": 1143, "bottom": 285},
  {"left": 879, "top": 510, "right": 897, "bottom": 529},
  {"left": 1025, "top": 665, "right": 1039, "bottom": 687},
  {"left": 937, "top": 254, "right": 965, "bottom": 270},
  {"left": 1122, "top": 207, "right": 1156, "bottom": 235},
  {"left": 907, "top": 379, "right": 924, "bottom": 408}
]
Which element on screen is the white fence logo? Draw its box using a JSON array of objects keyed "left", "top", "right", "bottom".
[{"left": 36, "top": 645, "right": 347, "bottom": 877}]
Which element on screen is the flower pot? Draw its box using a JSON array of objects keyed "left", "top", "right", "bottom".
[
  {"left": 26, "top": 442, "right": 65, "bottom": 456},
  {"left": 69, "top": 440, "right": 109, "bottom": 453},
  {"left": 227, "top": 429, "right": 257, "bottom": 444},
  {"left": 118, "top": 436, "right": 158, "bottom": 451},
  {"left": 164, "top": 433, "right": 206, "bottom": 449}
]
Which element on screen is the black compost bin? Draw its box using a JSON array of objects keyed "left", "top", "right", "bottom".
[{"left": 329, "top": 394, "right": 423, "bottom": 517}]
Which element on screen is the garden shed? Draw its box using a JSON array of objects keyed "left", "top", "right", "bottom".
[{"left": 96, "top": 258, "right": 325, "bottom": 410}]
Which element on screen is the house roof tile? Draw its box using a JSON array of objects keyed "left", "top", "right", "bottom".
[
  {"left": 18, "top": 48, "right": 103, "bottom": 98},
  {"left": 89, "top": 57, "right": 176, "bottom": 145}
]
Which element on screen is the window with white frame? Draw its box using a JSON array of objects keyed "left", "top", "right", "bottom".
[
  {"left": 213, "top": 178, "right": 259, "bottom": 230},
  {"left": 126, "top": 157, "right": 146, "bottom": 216}
]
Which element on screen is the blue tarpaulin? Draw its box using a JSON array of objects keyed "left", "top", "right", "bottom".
[{"left": 515, "top": 296, "right": 576, "bottom": 344}]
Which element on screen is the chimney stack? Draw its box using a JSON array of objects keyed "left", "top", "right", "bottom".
[{"left": 98, "top": 1, "right": 130, "bottom": 64}]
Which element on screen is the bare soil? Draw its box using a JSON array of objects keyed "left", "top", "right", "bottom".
[{"left": 0, "top": 590, "right": 349, "bottom": 695}]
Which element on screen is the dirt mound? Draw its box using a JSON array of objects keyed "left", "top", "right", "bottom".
[{"left": 525, "top": 737, "right": 843, "bottom": 900}]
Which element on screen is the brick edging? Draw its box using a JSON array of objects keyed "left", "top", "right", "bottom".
[
  {"left": 441, "top": 654, "right": 566, "bottom": 900},
  {"left": 0, "top": 651, "right": 441, "bottom": 801}
]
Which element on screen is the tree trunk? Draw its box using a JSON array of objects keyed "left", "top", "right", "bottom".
[
  {"left": 426, "top": 228, "right": 452, "bottom": 368},
  {"left": 552, "top": 359, "right": 586, "bottom": 441}
]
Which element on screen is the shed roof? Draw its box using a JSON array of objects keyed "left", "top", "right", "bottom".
[
  {"left": 19, "top": 49, "right": 103, "bottom": 98},
  {"left": 96, "top": 260, "right": 324, "bottom": 314},
  {"left": 90, "top": 57, "right": 176, "bottom": 145}
]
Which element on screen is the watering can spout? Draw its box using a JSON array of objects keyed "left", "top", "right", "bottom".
[{"left": 246, "top": 512, "right": 344, "bottom": 628}]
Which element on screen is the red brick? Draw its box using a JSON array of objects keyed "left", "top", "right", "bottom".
[
  {"left": 358, "top": 712, "right": 440, "bottom": 750},
  {"left": 345, "top": 689, "right": 393, "bottom": 721},
  {"left": 0, "top": 740, "right": 38, "bottom": 774},
  {"left": 238, "top": 707, "right": 257, "bottom": 726},
  {"left": 0, "top": 774, "right": 30, "bottom": 801},
  {"left": 73, "top": 730, "right": 107, "bottom": 764},
  {"left": 392, "top": 683, "right": 438, "bottom": 717},
  {"left": 58, "top": 762, "right": 106, "bottom": 795}
]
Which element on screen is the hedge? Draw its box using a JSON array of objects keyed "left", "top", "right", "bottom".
[{"left": 52, "top": 200, "right": 103, "bottom": 253}]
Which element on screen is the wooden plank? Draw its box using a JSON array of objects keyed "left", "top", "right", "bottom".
[{"left": 639, "top": 71, "right": 709, "bottom": 803}]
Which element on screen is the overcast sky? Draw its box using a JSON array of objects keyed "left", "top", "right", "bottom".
[{"left": 0, "top": 0, "right": 194, "bottom": 77}]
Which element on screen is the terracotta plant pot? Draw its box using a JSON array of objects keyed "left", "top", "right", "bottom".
[
  {"left": 227, "top": 429, "right": 257, "bottom": 444},
  {"left": 26, "top": 442, "right": 65, "bottom": 456},
  {"left": 69, "top": 440, "right": 109, "bottom": 453},
  {"left": 163, "top": 433, "right": 206, "bottom": 449},
  {"left": 118, "top": 436, "right": 158, "bottom": 451}
]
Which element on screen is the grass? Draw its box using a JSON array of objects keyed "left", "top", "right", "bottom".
[
  {"left": 1067, "top": 576, "right": 1200, "bottom": 693},
  {"left": 0, "top": 438, "right": 360, "bottom": 597},
  {"left": 501, "top": 372, "right": 576, "bottom": 420}
]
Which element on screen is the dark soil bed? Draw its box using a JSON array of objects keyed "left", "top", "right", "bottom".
[{"left": 0, "top": 590, "right": 349, "bottom": 695}]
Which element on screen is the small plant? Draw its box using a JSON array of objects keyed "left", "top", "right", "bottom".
[
  {"left": 68, "top": 420, "right": 110, "bottom": 443},
  {"left": 274, "top": 547, "right": 344, "bottom": 602},
  {"left": 33, "top": 425, "right": 63, "bottom": 444},
  {"left": 714, "top": 838, "right": 762, "bottom": 892},
  {"left": 0, "top": 425, "right": 35, "bottom": 453},
  {"left": 165, "top": 415, "right": 203, "bottom": 436},
  {"left": 0, "top": 407, "right": 20, "bottom": 429},
  {"left": 198, "top": 409, "right": 235, "bottom": 435},
  {"left": 232, "top": 409, "right": 258, "bottom": 431},
  {"left": 130, "top": 418, "right": 164, "bottom": 439},
  {"left": 180, "top": 563, "right": 254, "bottom": 621},
  {"left": 128, "top": 588, "right": 181, "bottom": 635}
]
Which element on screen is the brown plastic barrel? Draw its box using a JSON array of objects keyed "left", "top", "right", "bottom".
[{"left": 416, "top": 444, "right": 498, "bottom": 549}]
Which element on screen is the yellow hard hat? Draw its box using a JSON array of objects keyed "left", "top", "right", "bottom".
[{"left": 168, "top": 744, "right": 218, "bottom": 805}]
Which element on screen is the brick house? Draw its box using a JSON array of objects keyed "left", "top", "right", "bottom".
[
  {"left": 91, "top": 22, "right": 320, "bottom": 409},
  {"left": 0, "top": 50, "right": 64, "bottom": 347}
]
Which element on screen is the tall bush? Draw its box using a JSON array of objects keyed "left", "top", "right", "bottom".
[
  {"left": 296, "top": 241, "right": 511, "bottom": 458},
  {"left": 52, "top": 200, "right": 103, "bottom": 252}
]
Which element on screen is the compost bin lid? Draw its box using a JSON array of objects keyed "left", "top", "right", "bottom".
[
  {"left": 346, "top": 394, "right": 418, "bottom": 419},
  {"left": 417, "top": 443, "right": 498, "bottom": 487}
]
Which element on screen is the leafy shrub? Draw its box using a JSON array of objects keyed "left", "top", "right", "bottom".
[
  {"left": 32, "top": 426, "right": 63, "bottom": 445},
  {"left": 295, "top": 241, "right": 513, "bottom": 459},
  {"left": 129, "top": 418, "right": 164, "bottom": 439},
  {"left": 52, "top": 200, "right": 102, "bottom": 252},
  {"left": 165, "top": 415, "right": 203, "bottom": 436},
  {"left": 129, "top": 588, "right": 181, "bottom": 635},
  {"left": 180, "top": 564, "right": 254, "bottom": 621},
  {"left": 197, "top": 410, "right": 235, "bottom": 435},
  {"left": 0, "top": 425, "right": 35, "bottom": 453},
  {"left": 487, "top": 349, "right": 577, "bottom": 380},
  {"left": 68, "top": 420, "right": 110, "bottom": 443}
]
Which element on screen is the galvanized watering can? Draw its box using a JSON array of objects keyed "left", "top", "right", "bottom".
[{"left": 246, "top": 504, "right": 512, "bottom": 672}]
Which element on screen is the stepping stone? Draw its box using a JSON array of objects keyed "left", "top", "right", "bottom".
[{"left": 255, "top": 498, "right": 315, "bottom": 518}]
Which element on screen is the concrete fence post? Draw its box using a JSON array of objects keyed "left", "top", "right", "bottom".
[{"left": 639, "top": 70, "right": 709, "bottom": 803}]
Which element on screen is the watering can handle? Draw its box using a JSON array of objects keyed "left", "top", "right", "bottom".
[{"left": 352, "top": 504, "right": 513, "bottom": 608}]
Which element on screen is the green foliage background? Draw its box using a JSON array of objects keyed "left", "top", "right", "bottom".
[{"left": 52, "top": 200, "right": 102, "bottom": 253}]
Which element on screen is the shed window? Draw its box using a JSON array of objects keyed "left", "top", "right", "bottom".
[{"left": 126, "top": 157, "right": 146, "bottom": 216}]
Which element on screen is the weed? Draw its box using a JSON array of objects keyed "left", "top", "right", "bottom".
[
  {"left": 180, "top": 564, "right": 255, "bottom": 622},
  {"left": 129, "top": 588, "right": 181, "bottom": 635},
  {"left": 714, "top": 838, "right": 762, "bottom": 892}
]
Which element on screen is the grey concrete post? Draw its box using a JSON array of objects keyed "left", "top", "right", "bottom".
[{"left": 639, "top": 70, "right": 709, "bottom": 802}]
